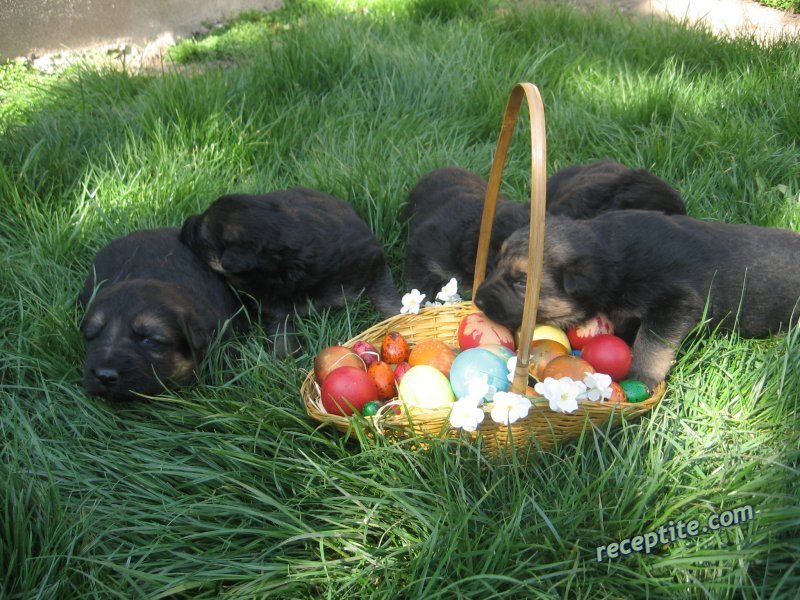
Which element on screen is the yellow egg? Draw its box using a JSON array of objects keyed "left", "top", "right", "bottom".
[
  {"left": 397, "top": 365, "right": 455, "bottom": 412},
  {"left": 517, "top": 324, "right": 572, "bottom": 352}
]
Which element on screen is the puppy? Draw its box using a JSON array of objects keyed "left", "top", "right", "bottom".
[
  {"left": 403, "top": 161, "right": 685, "bottom": 300},
  {"left": 545, "top": 158, "right": 687, "bottom": 218},
  {"left": 180, "top": 188, "right": 399, "bottom": 352},
  {"left": 474, "top": 211, "right": 800, "bottom": 387},
  {"left": 402, "top": 166, "right": 529, "bottom": 300},
  {"left": 79, "top": 228, "right": 244, "bottom": 402}
]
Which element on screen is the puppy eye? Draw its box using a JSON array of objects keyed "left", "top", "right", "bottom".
[{"left": 140, "top": 336, "right": 167, "bottom": 351}]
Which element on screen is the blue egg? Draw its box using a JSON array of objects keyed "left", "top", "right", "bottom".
[
  {"left": 571, "top": 349, "right": 582, "bottom": 357},
  {"left": 449, "top": 347, "right": 510, "bottom": 400}
]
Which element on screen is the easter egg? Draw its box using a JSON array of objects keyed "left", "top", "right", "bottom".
[
  {"left": 408, "top": 339, "right": 458, "bottom": 377},
  {"left": 367, "top": 361, "right": 397, "bottom": 400},
  {"left": 320, "top": 366, "right": 378, "bottom": 416},
  {"left": 540, "top": 355, "right": 596, "bottom": 382},
  {"left": 529, "top": 324, "right": 571, "bottom": 352},
  {"left": 314, "top": 345, "right": 364, "bottom": 383},
  {"left": 566, "top": 313, "right": 614, "bottom": 350},
  {"left": 527, "top": 339, "right": 569, "bottom": 381},
  {"left": 457, "top": 312, "right": 515, "bottom": 351},
  {"left": 449, "top": 347, "right": 510, "bottom": 400},
  {"left": 619, "top": 379, "right": 650, "bottom": 403},
  {"left": 393, "top": 361, "right": 411, "bottom": 383},
  {"left": 398, "top": 365, "right": 455, "bottom": 411},
  {"left": 352, "top": 340, "right": 380, "bottom": 367},
  {"left": 481, "top": 344, "right": 516, "bottom": 363},
  {"left": 608, "top": 382, "right": 625, "bottom": 403},
  {"left": 580, "top": 335, "right": 632, "bottom": 381},
  {"left": 361, "top": 400, "right": 382, "bottom": 416},
  {"left": 381, "top": 331, "right": 410, "bottom": 364}
]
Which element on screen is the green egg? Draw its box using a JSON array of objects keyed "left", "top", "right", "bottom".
[
  {"left": 361, "top": 401, "right": 382, "bottom": 416},
  {"left": 619, "top": 380, "right": 650, "bottom": 403}
]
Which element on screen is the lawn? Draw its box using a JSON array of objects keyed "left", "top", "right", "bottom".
[{"left": 2, "top": 0, "right": 799, "bottom": 597}]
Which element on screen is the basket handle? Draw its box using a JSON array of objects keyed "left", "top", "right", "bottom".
[{"left": 472, "top": 82, "right": 547, "bottom": 395}]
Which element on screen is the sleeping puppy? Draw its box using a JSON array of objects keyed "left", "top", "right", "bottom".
[
  {"left": 403, "top": 166, "right": 528, "bottom": 300},
  {"left": 546, "top": 158, "right": 687, "bottom": 218},
  {"left": 180, "top": 188, "right": 399, "bottom": 353},
  {"left": 474, "top": 211, "right": 800, "bottom": 387},
  {"left": 79, "top": 228, "right": 244, "bottom": 402},
  {"left": 403, "top": 161, "right": 685, "bottom": 300}
]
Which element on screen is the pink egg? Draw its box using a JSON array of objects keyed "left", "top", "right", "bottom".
[
  {"left": 457, "top": 312, "right": 515, "bottom": 351},
  {"left": 580, "top": 335, "right": 631, "bottom": 381}
]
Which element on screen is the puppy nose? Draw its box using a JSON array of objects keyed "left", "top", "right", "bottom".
[{"left": 93, "top": 367, "right": 119, "bottom": 385}]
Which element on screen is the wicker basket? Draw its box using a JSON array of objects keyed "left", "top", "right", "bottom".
[{"left": 301, "top": 82, "right": 666, "bottom": 453}]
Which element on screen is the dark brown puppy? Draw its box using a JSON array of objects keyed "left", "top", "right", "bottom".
[
  {"left": 546, "top": 158, "right": 686, "bottom": 218},
  {"left": 403, "top": 161, "right": 685, "bottom": 299},
  {"left": 474, "top": 211, "right": 800, "bottom": 387},
  {"left": 180, "top": 188, "right": 399, "bottom": 353},
  {"left": 79, "top": 228, "right": 244, "bottom": 402},
  {"left": 403, "top": 166, "right": 528, "bottom": 300}
]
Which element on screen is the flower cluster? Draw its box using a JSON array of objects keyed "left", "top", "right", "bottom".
[
  {"left": 400, "top": 278, "right": 462, "bottom": 315},
  {"left": 534, "top": 372, "right": 613, "bottom": 414}
]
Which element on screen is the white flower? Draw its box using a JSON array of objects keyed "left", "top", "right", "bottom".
[
  {"left": 400, "top": 289, "right": 426, "bottom": 314},
  {"left": 435, "top": 277, "right": 462, "bottom": 304},
  {"left": 506, "top": 356, "right": 517, "bottom": 383},
  {"left": 490, "top": 391, "right": 533, "bottom": 425},
  {"left": 449, "top": 396, "right": 485, "bottom": 432},
  {"left": 423, "top": 300, "right": 442, "bottom": 307},
  {"left": 580, "top": 372, "right": 613, "bottom": 402},
  {"left": 534, "top": 377, "right": 586, "bottom": 414}
]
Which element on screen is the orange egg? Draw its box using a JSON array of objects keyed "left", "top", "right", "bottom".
[
  {"left": 381, "top": 331, "right": 411, "bottom": 364},
  {"left": 540, "top": 355, "right": 596, "bottom": 381},
  {"left": 609, "top": 382, "right": 626, "bottom": 403},
  {"left": 368, "top": 361, "right": 397, "bottom": 400},
  {"left": 408, "top": 339, "right": 458, "bottom": 377},
  {"left": 527, "top": 339, "right": 569, "bottom": 381}
]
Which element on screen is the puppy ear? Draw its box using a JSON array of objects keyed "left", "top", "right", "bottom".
[
  {"left": 220, "top": 246, "right": 258, "bottom": 273},
  {"left": 562, "top": 259, "right": 601, "bottom": 299}
]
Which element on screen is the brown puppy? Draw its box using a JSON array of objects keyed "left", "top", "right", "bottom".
[
  {"left": 403, "top": 161, "right": 685, "bottom": 300},
  {"left": 180, "top": 188, "right": 399, "bottom": 353},
  {"left": 79, "top": 228, "right": 244, "bottom": 402},
  {"left": 474, "top": 211, "right": 800, "bottom": 387}
]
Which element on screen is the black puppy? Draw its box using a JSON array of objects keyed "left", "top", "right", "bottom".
[
  {"left": 180, "top": 188, "right": 399, "bottom": 353},
  {"left": 79, "top": 228, "right": 244, "bottom": 402},
  {"left": 474, "top": 211, "right": 800, "bottom": 387},
  {"left": 403, "top": 166, "right": 529, "bottom": 300},
  {"left": 403, "top": 161, "right": 685, "bottom": 300},
  {"left": 546, "top": 158, "right": 686, "bottom": 218}
]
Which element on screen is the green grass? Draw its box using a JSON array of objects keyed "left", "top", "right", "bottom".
[{"left": 2, "top": 0, "right": 800, "bottom": 597}]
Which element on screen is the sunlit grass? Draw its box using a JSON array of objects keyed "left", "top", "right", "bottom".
[{"left": 2, "top": 0, "right": 799, "bottom": 597}]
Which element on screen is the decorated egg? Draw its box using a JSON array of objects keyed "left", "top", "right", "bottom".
[
  {"left": 393, "top": 361, "right": 412, "bottom": 383},
  {"left": 320, "top": 366, "right": 378, "bottom": 416},
  {"left": 314, "top": 345, "right": 364, "bottom": 383},
  {"left": 408, "top": 339, "right": 458, "bottom": 377},
  {"left": 381, "top": 331, "right": 411, "bottom": 364},
  {"left": 527, "top": 339, "right": 569, "bottom": 381},
  {"left": 457, "top": 312, "right": 515, "bottom": 351},
  {"left": 361, "top": 400, "right": 382, "bottom": 416},
  {"left": 398, "top": 365, "right": 455, "bottom": 411},
  {"left": 367, "top": 361, "right": 397, "bottom": 400},
  {"left": 529, "top": 324, "right": 571, "bottom": 352},
  {"left": 480, "top": 344, "right": 516, "bottom": 363},
  {"left": 352, "top": 340, "right": 380, "bottom": 367},
  {"left": 449, "top": 347, "right": 510, "bottom": 400},
  {"left": 566, "top": 313, "right": 614, "bottom": 350},
  {"left": 619, "top": 379, "right": 650, "bottom": 403},
  {"left": 540, "top": 355, "right": 596, "bottom": 381},
  {"left": 580, "top": 335, "right": 632, "bottom": 381},
  {"left": 608, "top": 382, "right": 626, "bottom": 403}
]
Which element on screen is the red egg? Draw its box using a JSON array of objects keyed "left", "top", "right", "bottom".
[
  {"left": 457, "top": 312, "right": 515, "bottom": 351},
  {"left": 580, "top": 335, "right": 632, "bottom": 381},
  {"left": 352, "top": 340, "right": 380, "bottom": 367},
  {"left": 320, "top": 366, "right": 378, "bottom": 416},
  {"left": 393, "top": 361, "right": 412, "bottom": 383},
  {"left": 566, "top": 313, "right": 614, "bottom": 350}
]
